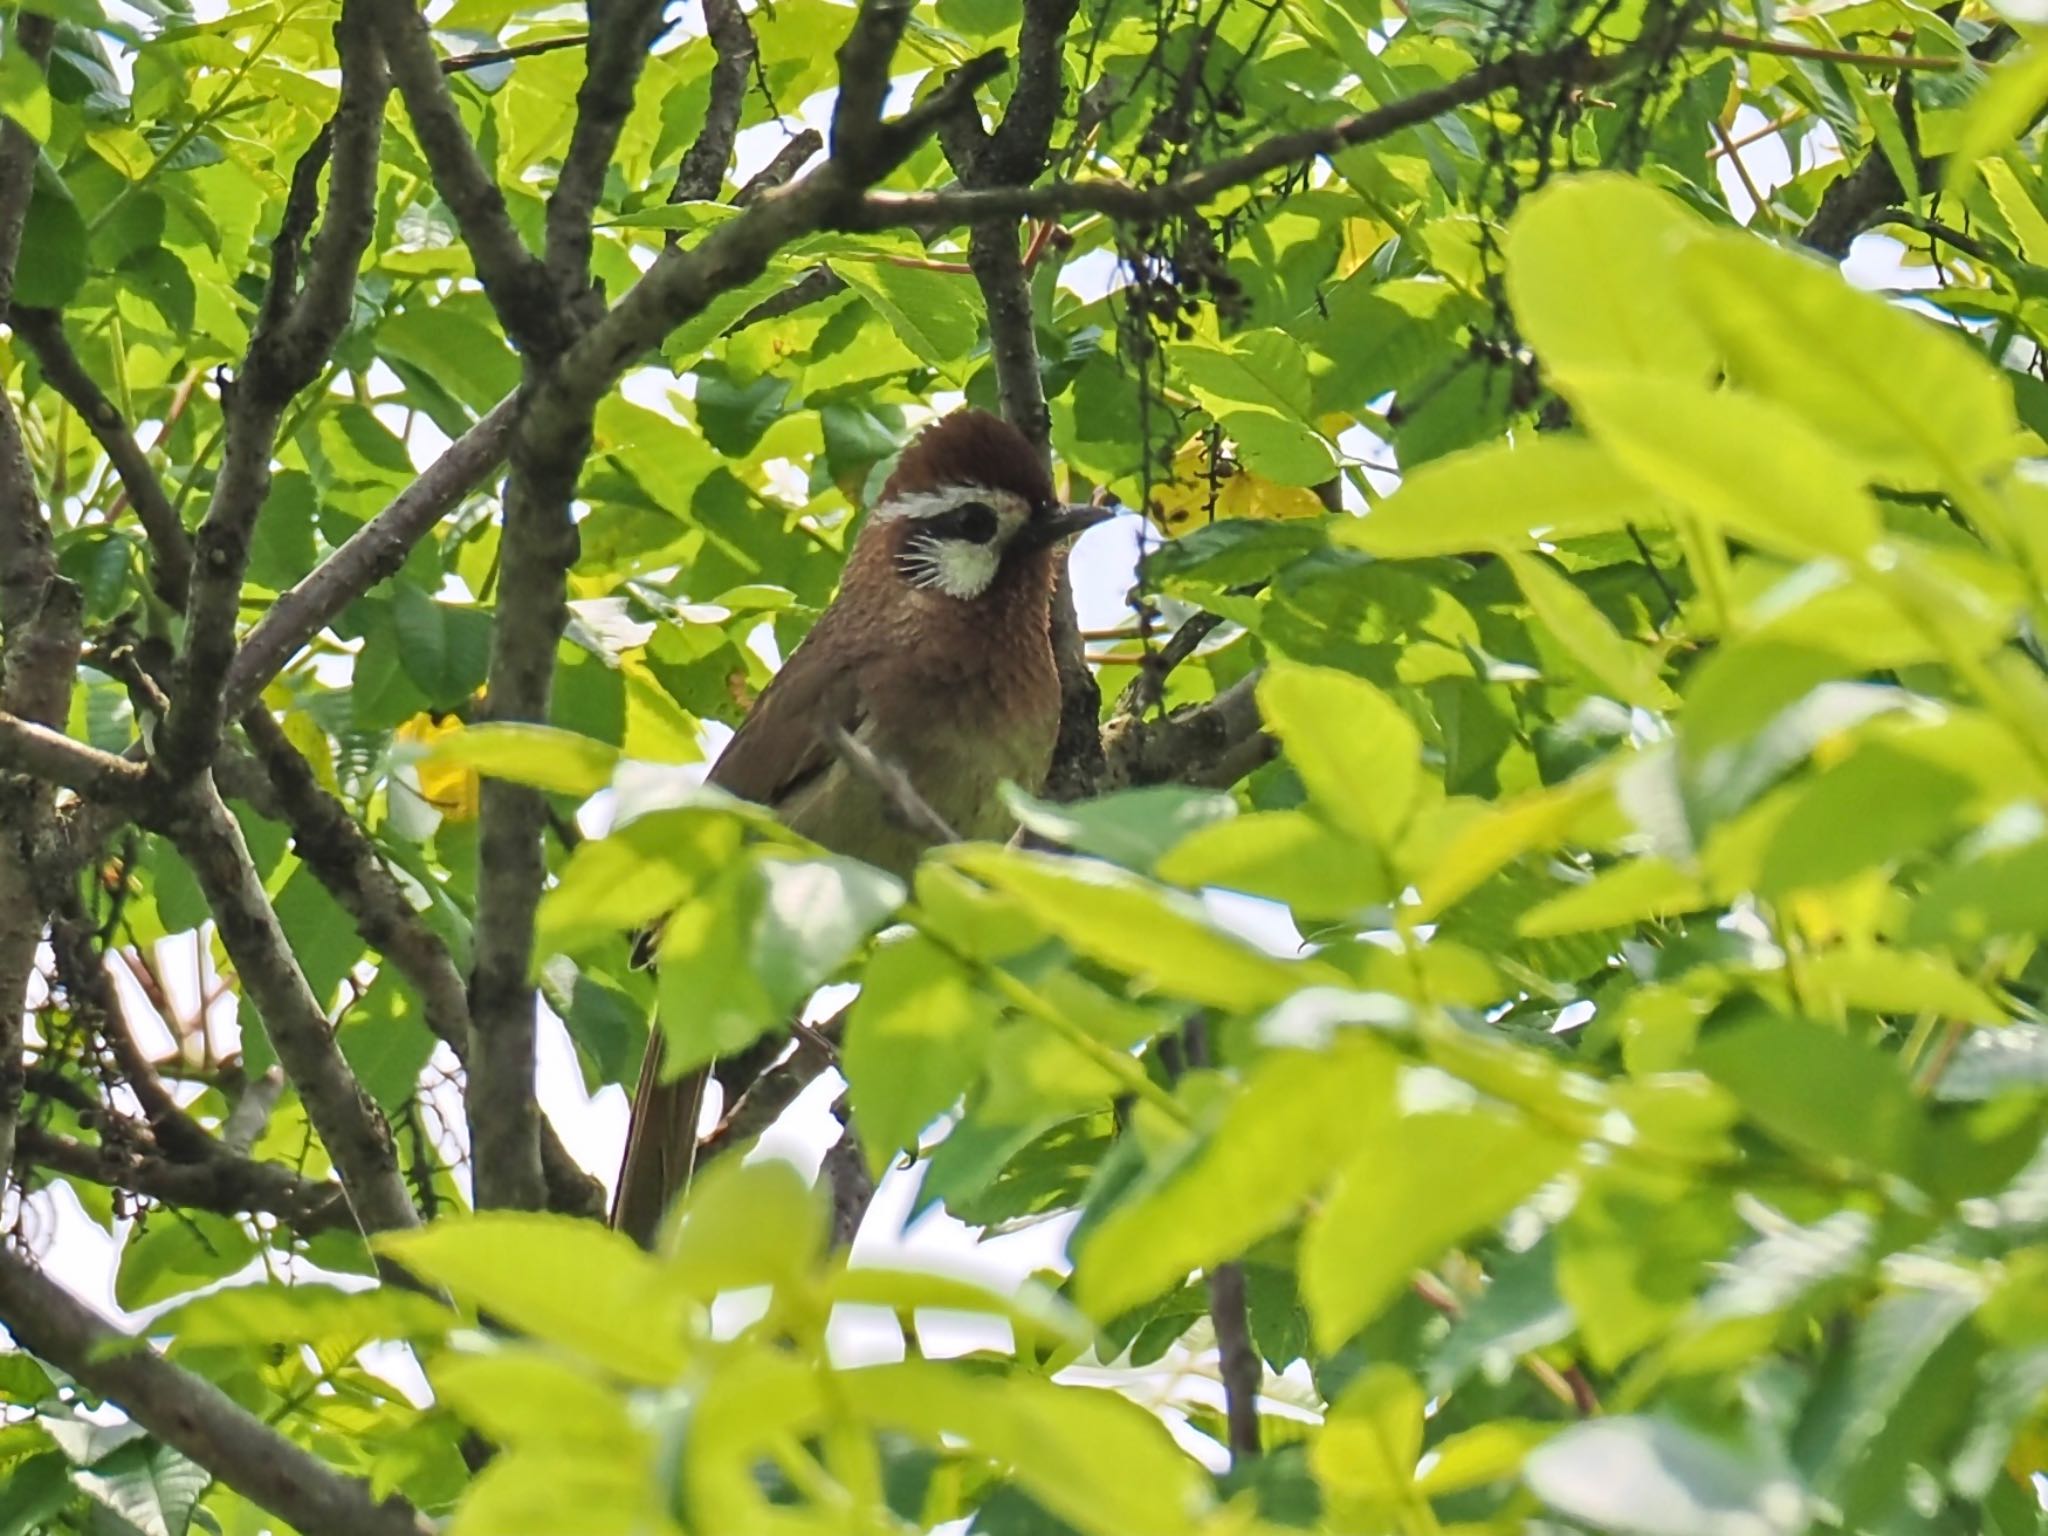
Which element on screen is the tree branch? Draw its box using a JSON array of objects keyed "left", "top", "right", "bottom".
[
  {"left": 0, "top": 12, "right": 57, "bottom": 635},
  {"left": 364, "top": 0, "right": 570, "bottom": 356},
  {"left": 222, "top": 395, "right": 518, "bottom": 719},
  {"left": 0, "top": 1247, "right": 435, "bottom": 1536},
  {"left": 12, "top": 309, "right": 195, "bottom": 610},
  {"left": 0, "top": 578, "right": 84, "bottom": 1184},
  {"left": 1802, "top": 23, "right": 2014, "bottom": 258},
  {"left": 0, "top": 710, "right": 147, "bottom": 799},
  {"left": 464, "top": 459, "right": 579, "bottom": 1214},
  {"left": 670, "top": 0, "right": 758, "bottom": 205},
  {"left": 1208, "top": 1260, "right": 1262, "bottom": 1465},
  {"left": 547, "top": 0, "right": 672, "bottom": 291},
  {"left": 164, "top": 778, "right": 418, "bottom": 1237},
  {"left": 733, "top": 129, "right": 822, "bottom": 207},
  {"left": 238, "top": 706, "right": 605, "bottom": 1217},
  {"left": 161, "top": 1, "right": 390, "bottom": 778},
  {"left": 939, "top": 0, "right": 1097, "bottom": 799},
  {"left": 16, "top": 1125, "right": 353, "bottom": 1234},
  {"left": 49, "top": 900, "right": 214, "bottom": 1163},
  {"left": 847, "top": 40, "right": 1622, "bottom": 230},
  {"left": 1100, "top": 670, "right": 1270, "bottom": 790}
]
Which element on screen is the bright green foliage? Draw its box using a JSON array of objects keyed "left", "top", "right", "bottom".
[{"left": 21, "top": 0, "right": 2048, "bottom": 1528}]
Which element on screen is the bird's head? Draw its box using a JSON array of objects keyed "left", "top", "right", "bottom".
[{"left": 862, "top": 409, "right": 1112, "bottom": 603}]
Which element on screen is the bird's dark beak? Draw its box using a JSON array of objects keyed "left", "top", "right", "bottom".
[{"left": 1016, "top": 502, "right": 1116, "bottom": 552}]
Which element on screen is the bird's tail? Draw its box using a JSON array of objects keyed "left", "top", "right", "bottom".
[{"left": 613, "top": 1024, "right": 709, "bottom": 1249}]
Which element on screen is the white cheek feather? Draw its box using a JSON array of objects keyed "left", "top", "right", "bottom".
[{"left": 926, "top": 540, "right": 1000, "bottom": 599}]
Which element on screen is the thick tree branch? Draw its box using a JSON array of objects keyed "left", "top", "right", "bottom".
[
  {"left": 1801, "top": 23, "right": 2013, "bottom": 257},
  {"left": 939, "top": 0, "right": 1098, "bottom": 799},
  {"left": 12, "top": 310, "right": 195, "bottom": 610},
  {"left": 16, "top": 1126, "right": 352, "bottom": 1234},
  {"left": 1100, "top": 670, "right": 1270, "bottom": 790},
  {"left": 547, "top": 0, "right": 672, "bottom": 289},
  {"left": 670, "top": 0, "right": 758, "bottom": 205},
  {"left": 0, "top": 12, "right": 57, "bottom": 634},
  {"left": 1209, "top": 1260, "right": 1262, "bottom": 1465},
  {"left": 546, "top": 43, "right": 1006, "bottom": 419},
  {"left": 0, "top": 1248, "right": 435, "bottom": 1536},
  {"left": 162, "top": 2, "right": 389, "bottom": 778},
  {"left": 0, "top": 709, "right": 147, "bottom": 798},
  {"left": 164, "top": 779, "right": 418, "bottom": 1236},
  {"left": 364, "top": 0, "right": 570, "bottom": 356},
  {"left": 233, "top": 708, "right": 603, "bottom": 1214},
  {"left": 464, "top": 459, "right": 578, "bottom": 1213},
  {"left": 0, "top": 579, "right": 83, "bottom": 1183}
]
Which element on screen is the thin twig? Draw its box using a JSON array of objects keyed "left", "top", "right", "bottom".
[
  {"left": 825, "top": 725, "right": 960, "bottom": 844},
  {"left": 1688, "top": 29, "right": 1961, "bottom": 69}
]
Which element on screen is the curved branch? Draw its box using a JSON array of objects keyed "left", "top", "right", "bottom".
[
  {"left": 0, "top": 1247, "right": 435, "bottom": 1536},
  {"left": 16, "top": 1126, "right": 352, "bottom": 1234},
  {"left": 670, "top": 0, "right": 759, "bottom": 205},
  {"left": 162, "top": 0, "right": 391, "bottom": 778},
  {"left": 845, "top": 40, "right": 1623, "bottom": 230},
  {"left": 165, "top": 779, "right": 418, "bottom": 1237}
]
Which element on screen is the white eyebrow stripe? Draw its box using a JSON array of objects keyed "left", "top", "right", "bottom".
[{"left": 870, "top": 486, "right": 999, "bottom": 522}]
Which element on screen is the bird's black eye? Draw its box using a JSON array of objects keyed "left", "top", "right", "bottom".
[{"left": 952, "top": 501, "right": 999, "bottom": 544}]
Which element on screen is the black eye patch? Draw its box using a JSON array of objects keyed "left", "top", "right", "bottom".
[{"left": 923, "top": 500, "right": 998, "bottom": 544}]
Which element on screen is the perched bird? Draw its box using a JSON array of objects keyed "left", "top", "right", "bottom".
[{"left": 613, "top": 408, "right": 1111, "bottom": 1246}]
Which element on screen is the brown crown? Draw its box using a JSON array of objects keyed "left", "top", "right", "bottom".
[{"left": 878, "top": 408, "right": 1055, "bottom": 510}]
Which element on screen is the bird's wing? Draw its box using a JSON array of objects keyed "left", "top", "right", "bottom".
[{"left": 705, "top": 628, "right": 869, "bottom": 811}]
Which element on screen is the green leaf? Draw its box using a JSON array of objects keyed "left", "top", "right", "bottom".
[
  {"left": 1155, "top": 810, "right": 1395, "bottom": 918},
  {"left": 1503, "top": 550, "right": 1678, "bottom": 710},
  {"left": 1301, "top": 1108, "right": 1575, "bottom": 1350},
  {"left": 835, "top": 260, "right": 982, "bottom": 371},
  {"left": 1256, "top": 662, "right": 1420, "bottom": 848},
  {"left": 74, "top": 1440, "right": 209, "bottom": 1536},
  {"left": 828, "top": 1267, "right": 1090, "bottom": 1351},
  {"left": 946, "top": 846, "right": 1321, "bottom": 1011},
  {"left": 656, "top": 853, "right": 903, "bottom": 1077},
  {"left": 1678, "top": 232, "right": 2020, "bottom": 486},
  {"left": 1949, "top": 42, "right": 2048, "bottom": 180},
  {"left": 998, "top": 784, "right": 1239, "bottom": 873},
  {"left": 1526, "top": 1417, "right": 1809, "bottom": 1535},
  {"left": 666, "top": 1158, "right": 825, "bottom": 1297},
  {"left": 1693, "top": 1010, "right": 1927, "bottom": 1180},
  {"left": 18, "top": 159, "right": 86, "bottom": 309},
  {"left": 375, "top": 1213, "right": 691, "bottom": 1382},
  {"left": 433, "top": 1350, "right": 638, "bottom": 1450},
  {"left": 1756, "top": 742, "right": 1972, "bottom": 895},
  {"left": 1517, "top": 857, "right": 1704, "bottom": 938},
  {"left": 116, "top": 1214, "right": 259, "bottom": 1311},
  {"left": 1077, "top": 1039, "right": 1399, "bottom": 1320},
  {"left": 1171, "top": 331, "right": 1336, "bottom": 486},
  {"left": 838, "top": 1361, "right": 1213, "bottom": 1536},
  {"left": 419, "top": 723, "right": 620, "bottom": 798},
  {"left": 150, "top": 1281, "right": 453, "bottom": 1351},
  {"left": 1332, "top": 436, "right": 1658, "bottom": 558},
  {"left": 1503, "top": 172, "right": 1715, "bottom": 380},
  {"left": 844, "top": 934, "right": 998, "bottom": 1175},
  {"left": 1565, "top": 372, "right": 1883, "bottom": 561},
  {"left": 1312, "top": 1363, "right": 1424, "bottom": 1508}
]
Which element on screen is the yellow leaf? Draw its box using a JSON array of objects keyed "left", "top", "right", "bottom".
[
  {"left": 1144, "top": 433, "right": 1325, "bottom": 537},
  {"left": 397, "top": 712, "right": 480, "bottom": 822}
]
